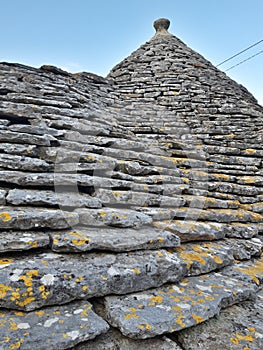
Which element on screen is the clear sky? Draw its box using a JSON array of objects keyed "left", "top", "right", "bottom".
[{"left": 0, "top": 0, "right": 262, "bottom": 104}]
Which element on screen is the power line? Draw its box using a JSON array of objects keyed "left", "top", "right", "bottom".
[
  {"left": 216, "top": 39, "right": 263, "bottom": 67},
  {"left": 225, "top": 49, "right": 263, "bottom": 71}
]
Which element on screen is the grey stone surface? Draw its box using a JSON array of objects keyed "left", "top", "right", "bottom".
[
  {"left": 177, "top": 288, "right": 263, "bottom": 350},
  {"left": 7, "top": 189, "right": 102, "bottom": 208},
  {"left": 0, "top": 230, "right": 49, "bottom": 252},
  {"left": 73, "top": 328, "right": 183, "bottom": 350},
  {"left": 0, "top": 301, "right": 109, "bottom": 350},
  {"left": 76, "top": 208, "right": 153, "bottom": 228},
  {"left": 104, "top": 266, "right": 257, "bottom": 339},
  {"left": 50, "top": 227, "right": 180, "bottom": 252},
  {"left": 153, "top": 220, "right": 227, "bottom": 242},
  {"left": 0, "top": 16, "right": 262, "bottom": 349},
  {"left": 0, "top": 249, "right": 187, "bottom": 311},
  {"left": 0, "top": 207, "right": 79, "bottom": 229}
]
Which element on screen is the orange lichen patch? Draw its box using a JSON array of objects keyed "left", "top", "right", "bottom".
[
  {"left": 16, "top": 297, "right": 35, "bottom": 307},
  {"left": 0, "top": 212, "right": 12, "bottom": 222},
  {"left": 157, "top": 236, "right": 164, "bottom": 243},
  {"left": 0, "top": 284, "right": 12, "bottom": 298},
  {"left": 176, "top": 315, "right": 186, "bottom": 328},
  {"left": 0, "top": 258, "right": 13, "bottom": 265},
  {"left": 35, "top": 310, "right": 45, "bottom": 317},
  {"left": 230, "top": 337, "right": 239, "bottom": 345},
  {"left": 244, "top": 148, "right": 256, "bottom": 154},
  {"left": 98, "top": 211, "right": 106, "bottom": 217},
  {"left": 133, "top": 268, "right": 141, "bottom": 275},
  {"left": 124, "top": 313, "right": 139, "bottom": 320},
  {"left": 192, "top": 313, "right": 203, "bottom": 324},
  {"left": 14, "top": 311, "right": 24, "bottom": 317},
  {"left": 10, "top": 342, "right": 22, "bottom": 350},
  {"left": 157, "top": 251, "right": 164, "bottom": 258},
  {"left": 19, "top": 270, "right": 38, "bottom": 287},
  {"left": 247, "top": 327, "right": 255, "bottom": 333},
  {"left": 75, "top": 276, "right": 84, "bottom": 283},
  {"left": 129, "top": 307, "right": 137, "bottom": 313},
  {"left": 112, "top": 191, "right": 123, "bottom": 198},
  {"left": 149, "top": 295, "right": 163, "bottom": 306},
  {"left": 212, "top": 173, "right": 231, "bottom": 181},
  {"left": 212, "top": 255, "right": 223, "bottom": 264},
  {"left": 234, "top": 259, "right": 263, "bottom": 285},
  {"left": 9, "top": 322, "right": 18, "bottom": 330},
  {"left": 82, "top": 286, "right": 88, "bottom": 291},
  {"left": 39, "top": 285, "right": 50, "bottom": 300},
  {"left": 179, "top": 252, "right": 206, "bottom": 269}
]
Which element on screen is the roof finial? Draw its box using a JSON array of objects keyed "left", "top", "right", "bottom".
[{"left": 153, "top": 18, "right": 170, "bottom": 33}]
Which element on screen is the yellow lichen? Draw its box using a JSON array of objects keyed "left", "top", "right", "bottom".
[
  {"left": 133, "top": 268, "right": 141, "bottom": 275},
  {"left": 0, "top": 259, "right": 13, "bottom": 265},
  {"left": 176, "top": 315, "right": 186, "bottom": 328},
  {"left": 124, "top": 313, "right": 139, "bottom": 320},
  {"left": 0, "top": 284, "right": 12, "bottom": 298},
  {"left": 0, "top": 212, "right": 12, "bottom": 222},
  {"left": 192, "top": 313, "right": 203, "bottom": 324}
]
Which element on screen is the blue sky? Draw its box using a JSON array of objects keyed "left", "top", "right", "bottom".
[{"left": 0, "top": 0, "right": 262, "bottom": 104}]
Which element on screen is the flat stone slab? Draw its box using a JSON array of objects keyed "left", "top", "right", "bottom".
[
  {"left": 175, "top": 241, "right": 234, "bottom": 276},
  {"left": 76, "top": 208, "right": 152, "bottom": 228},
  {"left": 50, "top": 227, "right": 180, "bottom": 252},
  {"left": 0, "top": 300, "right": 109, "bottom": 350},
  {"left": 7, "top": 189, "right": 102, "bottom": 209},
  {"left": 0, "top": 207, "right": 79, "bottom": 230},
  {"left": 0, "top": 189, "right": 6, "bottom": 205},
  {"left": 73, "top": 328, "right": 183, "bottom": 350},
  {"left": 221, "top": 238, "right": 262, "bottom": 261},
  {"left": 177, "top": 289, "right": 263, "bottom": 350},
  {"left": 0, "top": 231, "right": 49, "bottom": 253},
  {"left": 0, "top": 249, "right": 187, "bottom": 311},
  {"left": 104, "top": 268, "right": 257, "bottom": 339},
  {"left": 153, "top": 220, "right": 226, "bottom": 242}
]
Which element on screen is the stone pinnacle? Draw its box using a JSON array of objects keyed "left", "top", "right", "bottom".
[{"left": 153, "top": 18, "right": 170, "bottom": 33}]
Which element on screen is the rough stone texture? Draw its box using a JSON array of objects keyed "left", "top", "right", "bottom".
[
  {"left": 0, "top": 249, "right": 187, "bottom": 311},
  {"left": 0, "top": 17, "right": 262, "bottom": 349},
  {"left": 0, "top": 301, "right": 109, "bottom": 350},
  {"left": 50, "top": 227, "right": 181, "bottom": 252},
  {"left": 73, "top": 328, "right": 183, "bottom": 350},
  {"left": 103, "top": 263, "right": 258, "bottom": 339},
  {"left": 177, "top": 288, "right": 263, "bottom": 350}
]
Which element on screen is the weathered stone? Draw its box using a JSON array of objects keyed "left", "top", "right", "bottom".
[
  {"left": 221, "top": 238, "right": 262, "bottom": 260},
  {"left": 0, "top": 129, "right": 55, "bottom": 146},
  {"left": 0, "top": 154, "right": 50, "bottom": 171},
  {"left": 224, "top": 222, "right": 259, "bottom": 238},
  {"left": 153, "top": 220, "right": 226, "bottom": 242},
  {"left": 104, "top": 269, "right": 256, "bottom": 339},
  {"left": 177, "top": 289, "right": 263, "bottom": 350},
  {"left": 0, "top": 249, "right": 187, "bottom": 311},
  {"left": 0, "top": 230, "right": 49, "bottom": 252},
  {"left": 50, "top": 227, "right": 180, "bottom": 252},
  {"left": 76, "top": 208, "right": 153, "bottom": 228},
  {"left": 6, "top": 189, "right": 102, "bottom": 209},
  {"left": 73, "top": 328, "right": 183, "bottom": 350},
  {"left": 0, "top": 207, "right": 79, "bottom": 229},
  {"left": 0, "top": 301, "right": 109, "bottom": 350},
  {"left": 175, "top": 241, "right": 234, "bottom": 276},
  {"left": 0, "top": 189, "right": 6, "bottom": 205}
]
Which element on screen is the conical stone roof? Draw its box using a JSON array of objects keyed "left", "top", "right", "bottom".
[{"left": 0, "top": 19, "right": 262, "bottom": 349}]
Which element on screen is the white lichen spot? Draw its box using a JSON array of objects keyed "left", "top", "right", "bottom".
[
  {"left": 107, "top": 266, "right": 120, "bottom": 276},
  {"left": 73, "top": 309, "right": 83, "bottom": 315},
  {"left": 40, "top": 274, "right": 55, "bottom": 286},
  {"left": 9, "top": 269, "right": 23, "bottom": 281},
  {"left": 17, "top": 323, "right": 30, "bottom": 329},
  {"left": 44, "top": 317, "right": 59, "bottom": 328},
  {"left": 171, "top": 285, "right": 184, "bottom": 293},
  {"left": 196, "top": 284, "right": 213, "bottom": 293},
  {"left": 66, "top": 330, "right": 80, "bottom": 340}
]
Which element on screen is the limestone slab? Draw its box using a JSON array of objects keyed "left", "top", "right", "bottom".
[
  {"left": 0, "top": 300, "right": 109, "bottom": 350},
  {"left": 0, "top": 249, "right": 187, "bottom": 311},
  {"left": 0, "top": 207, "right": 79, "bottom": 230},
  {"left": 177, "top": 289, "right": 263, "bottom": 350},
  {"left": 50, "top": 227, "right": 180, "bottom": 252},
  {"left": 7, "top": 189, "right": 102, "bottom": 209},
  {"left": 0, "top": 230, "right": 49, "bottom": 252},
  {"left": 104, "top": 270, "right": 256, "bottom": 339}
]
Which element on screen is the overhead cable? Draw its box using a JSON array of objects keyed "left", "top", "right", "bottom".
[
  {"left": 216, "top": 39, "right": 263, "bottom": 67},
  {"left": 225, "top": 49, "right": 263, "bottom": 71}
]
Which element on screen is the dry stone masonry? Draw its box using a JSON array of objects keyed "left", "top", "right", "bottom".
[{"left": 0, "top": 18, "right": 262, "bottom": 349}]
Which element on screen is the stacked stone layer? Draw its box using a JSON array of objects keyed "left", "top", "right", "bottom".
[{"left": 0, "top": 23, "right": 262, "bottom": 349}]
